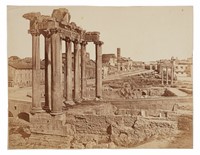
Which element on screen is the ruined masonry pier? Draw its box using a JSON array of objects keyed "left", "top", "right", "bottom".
[{"left": 23, "top": 8, "right": 103, "bottom": 115}]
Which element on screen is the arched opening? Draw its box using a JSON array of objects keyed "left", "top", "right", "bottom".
[
  {"left": 18, "top": 112, "right": 30, "bottom": 122},
  {"left": 8, "top": 111, "right": 13, "bottom": 117}
]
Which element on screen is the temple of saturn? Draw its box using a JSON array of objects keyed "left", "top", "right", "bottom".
[{"left": 23, "top": 8, "right": 103, "bottom": 115}]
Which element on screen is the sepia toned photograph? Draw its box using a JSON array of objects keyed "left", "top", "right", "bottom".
[{"left": 7, "top": 6, "right": 193, "bottom": 149}]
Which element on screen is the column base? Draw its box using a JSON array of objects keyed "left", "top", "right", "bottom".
[
  {"left": 50, "top": 111, "right": 63, "bottom": 116},
  {"left": 81, "top": 97, "right": 88, "bottom": 101},
  {"left": 74, "top": 98, "right": 82, "bottom": 104},
  {"left": 94, "top": 97, "right": 103, "bottom": 101},
  {"left": 63, "top": 100, "right": 75, "bottom": 106},
  {"left": 43, "top": 106, "right": 51, "bottom": 113},
  {"left": 30, "top": 107, "right": 45, "bottom": 114}
]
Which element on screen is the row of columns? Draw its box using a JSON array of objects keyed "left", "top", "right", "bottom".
[
  {"left": 30, "top": 29, "right": 103, "bottom": 115},
  {"left": 161, "top": 66, "right": 174, "bottom": 85}
]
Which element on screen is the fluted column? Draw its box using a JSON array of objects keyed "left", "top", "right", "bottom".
[
  {"left": 43, "top": 32, "right": 51, "bottom": 111},
  {"left": 95, "top": 41, "right": 103, "bottom": 99},
  {"left": 30, "top": 30, "right": 44, "bottom": 114},
  {"left": 81, "top": 41, "right": 87, "bottom": 99},
  {"left": 50, "top": 29, "right": 62, "bottom": 115},
  {"left": 166, "top": 67, "right": 169, "bottom": 85},
  {"left": 73, "top": 40, "right": 80, "bottom": 101},
  {"left": 64, "top": 38, "right": 74, "bottom": 105},
  {"left": 161, "top": 66, "right": 164, "bottom": 85}
]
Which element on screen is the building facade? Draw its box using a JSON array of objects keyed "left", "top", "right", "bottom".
[{"left": 8, "top": 62, "right": 45, "bottom": 87}]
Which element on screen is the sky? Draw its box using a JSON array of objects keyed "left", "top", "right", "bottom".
[{"left": 7, "top": 6, "right": 193, "bottom": 61}]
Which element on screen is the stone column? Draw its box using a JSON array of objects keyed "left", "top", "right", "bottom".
[
  {"left": 95, "top": 41, "right": 103, "bottom": 99},
  {"left": 161, "top": 66, "right": 164, "bottom": 85},
  {"left": 43, "top": 33, "right": 51, "bottom": 112},
  {"left": 30, "top": 30, "right": 44, "bottom": 114},
  {"left": 50, "top": 29, "right": 62, "bottom": 115},
  {"left": 64, "top": 38, "right": 74, "bottom": 105},
  {"left": 73, "top": 40, "right": 80, "bottom": 102},
  {"left": 81, "top": 41, "right": 87, "bottom": 99},
  {"left": 171, "top": 66, "right": 174, "bottom": 85},
  {"left": 166, "top": 67, "right": 169, "bottom": 85}
]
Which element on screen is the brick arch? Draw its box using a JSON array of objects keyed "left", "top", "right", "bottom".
[{"left": 18, "top": 112, "right": 30, "bottom": 122}]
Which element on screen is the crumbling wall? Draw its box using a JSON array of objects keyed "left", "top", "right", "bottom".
[{"left": 28, "top": 113, "right": 177, "bottom": 148}]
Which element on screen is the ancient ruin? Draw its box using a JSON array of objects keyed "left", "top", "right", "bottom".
[
  {"left": 23, "top": 8, "right": 103, "bottom": 115},
  {"left": 8, "top": 7, "right": 193, "bottom": 149},
  {"left": 159, "top": 57, "right": 176, "bottom": 85}
]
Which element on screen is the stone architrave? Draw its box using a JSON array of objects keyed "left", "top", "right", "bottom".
[
  {"left": 50, "top": 29, "right": 63, "bottom": 115},
  {"left": 30, "top": 30, "right": 44, "bottom": 114},
  {"left": 95, "top": 41, "right": 103, "bottom": 99}
]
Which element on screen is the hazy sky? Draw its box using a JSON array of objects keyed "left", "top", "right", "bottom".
[{"left": 7, "top": 6, "right": 193, "bottom": 61}]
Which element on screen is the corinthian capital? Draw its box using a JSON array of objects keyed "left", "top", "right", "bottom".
[
  {"left": 94, "top": 41, "right": 104, "bottom": 46},
  {"left": 81, "top": 41, "right": 88, "bottom": 46},
  {"left": 29, "top": 29, "right": 40, "bottom": 36}
]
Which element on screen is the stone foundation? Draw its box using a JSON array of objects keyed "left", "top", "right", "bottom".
[{"left": 29, "top": 109, "right": 177, "bottom": 148}]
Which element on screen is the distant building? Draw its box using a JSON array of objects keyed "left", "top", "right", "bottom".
[
  {"left": 175, "top": 57, "right": 193, "bottom": 78},
  {"left": 62, "top": 52, "right": 95, "bottom": 79},
  {"left": 102, "top": 48, "right": 145, "bottom": 77},
  {"left": 86, "top": 59, "right": 95, "bottom": 79},
  {"left": 8, "top": 60, "right": 45, "bottom": 87},
  {"left": 116, "top": 48, "right": 134, "bottom": 71},
  {"left": 145, "top": 61, "right": 158, "bottom": 71},
  {"left": 102, "top": 54, "right": 117, "bottom": 66}
]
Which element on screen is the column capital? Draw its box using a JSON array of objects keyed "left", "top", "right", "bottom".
[
  {"left": 73, "top": 39, "right": 80, "bottom": 45},
  {"left": 94, "top": 41, "right": 104, "bottom": 46},
  {"left": 41, "top": 30, "right": 51, "bottom": 38},
  {"left": 29, "top": 29, "right": 40, "bottom": 36},
  {"left": 64, "top": 37, "right": 71, "bottom": 43},
  {"left": 80, "top": 41, "right": 88, "bottom": 46},
  {"left": 50, "top": 28, "right": 61, "bottom": 34}
]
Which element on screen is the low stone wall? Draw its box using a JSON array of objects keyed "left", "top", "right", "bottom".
[
  {"left": 29, "top": 113, "right": 177, "bottom": 148},
  {"left": 9, "top": 99, "right": 31, "bottom": 117},
  {"left": 9, "top": 97, "right": 192, "bottom": 148}
]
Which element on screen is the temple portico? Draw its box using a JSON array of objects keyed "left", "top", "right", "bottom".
[{"left": 23, "top": 8, "right": 103, "bottom": 115}]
